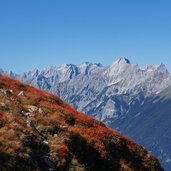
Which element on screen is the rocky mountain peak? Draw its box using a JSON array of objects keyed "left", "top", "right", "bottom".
[
  {"left": 110, "top": 57, "right": 131, "bottom": 70},
  {"left": 1, "top": 58, "right": 171, "bottom": 170},
  {"left": 157, "top": 63, "right": 168, "bottom": 73},
  {"left": 118, "top": 57, "right": 130, "bottom": 64},
  {"left": 105, "top": 58, "right": 134, "bottom": 79},
  {"left": 112, "top": 57, "right": 131, "bottom": 65}
]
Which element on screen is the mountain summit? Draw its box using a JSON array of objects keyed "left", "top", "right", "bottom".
[
  {"left": 110, "top": 57, "right": 131, "bottom": 71},
  {"left": 116, "top": 57, "right": 131, "bottom": 64},
  {"left": 0, "top": 75, "right": 163, "bottom": 171},
  {"left": 1, "top": 58, "right": 171, "bottom": 170}
]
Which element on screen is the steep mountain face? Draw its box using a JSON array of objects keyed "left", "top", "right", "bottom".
[
  {"left": 109, "top": 87, "right": 171, "bottom": 171},
  {"left": 2, "top": 58, "right": 171, "bottom": 170},
  {"left": 0, "top": 75, "right": 163, "bottom": 171},
  {"left": 20, "top": 62, "right": 103, "bottom": 89}
]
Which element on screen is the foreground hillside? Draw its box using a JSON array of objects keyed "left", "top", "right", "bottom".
[{"left": 0, "top": 75, "right": 163, "bottom": 171}]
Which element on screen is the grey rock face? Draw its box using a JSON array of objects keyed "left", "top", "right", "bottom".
[{"left": 4, "top": 58, "right": 171, "bottom": 170}]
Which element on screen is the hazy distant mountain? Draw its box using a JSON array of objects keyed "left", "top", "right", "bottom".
[{"left": 2, "top": 58, "right": 171, "bottom": 170}]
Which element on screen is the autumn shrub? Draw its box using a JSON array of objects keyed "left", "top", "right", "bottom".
[
  {"left": 17, "top": 83, "right": 26, "bottom": 91},
  {"left": 39, "top": 124, "right": 62, "bottom": 138},
  {"left": 48, "top": 124, "right": 63, "bottom": 136},
  {"left": 51, "top": 143, "right": 69, "bottom": 159},
  {"left": 64, "top": 105, "right": 76, "bottom": 114},
  {"left": 65, "top": 115, "right": 76, "bottom": 125},
  {"left": 0, "top": 114, "right": 7, "bottom": 128},
  {"left": 48, "top": 141, "right": 71, "bottom": 170},
  {"left": 0, "top": 119, "right": 5, "bottom": 128},
  {"left": 0, "top": 81, "right": 5, "bottom": 89},
  {"left": 0, "top": 145, "right": 37, "bottom": 171},
  {"left": 49, "top": 96, "right": 64, "bottom": 106},
  {"left": 28, "top": 96, "right": 42, "bottom": 106},
  {"left": 22, "top": 134, "right": 50, "bottom": 160},
  {"left": 0, "top": 103, "right": 10, "bottom": 111},
  {"left": 67, "top": 132, "right": 118, "bottom": 171},
  {"left": 12, "top": 107, "right": 22, "bottom": 116}
]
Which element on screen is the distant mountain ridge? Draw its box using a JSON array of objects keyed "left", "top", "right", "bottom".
[
  {"left": 1, "top": 58, "right": 171, "bottom": 170},
  {"left": 0, "top": 74, "right": 164, "bottom": 171}
]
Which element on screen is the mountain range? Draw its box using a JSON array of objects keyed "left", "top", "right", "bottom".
[
  {"left": 0, "top": 74, "right": 163, "bottom": 171},
  {"left": 1, "top": 58, "right": 171, "bottom": 170}
]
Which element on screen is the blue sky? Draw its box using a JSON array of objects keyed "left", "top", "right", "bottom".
[{"left": 0, "top": 0, "right": 171, "bottom": 73}]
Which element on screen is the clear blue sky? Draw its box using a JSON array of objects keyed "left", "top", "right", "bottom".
[{"left": 0, "top": 0, "right": 171, "bottom": 73}]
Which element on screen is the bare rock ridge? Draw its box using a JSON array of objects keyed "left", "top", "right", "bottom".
[
  {"left": 1, "top": 58, "right": 171, "bottom": 170},
  {"left": 0, "top": 75, "right": 164, "bottom": 170}
]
